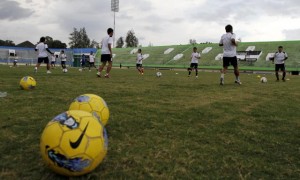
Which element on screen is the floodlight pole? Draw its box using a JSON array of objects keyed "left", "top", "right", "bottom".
[
  {"left": 114, "top": 11, "right": 116, "bottom": 48},
  {"left": 111, "top": 0, "right": 119, "bottom": 48}
]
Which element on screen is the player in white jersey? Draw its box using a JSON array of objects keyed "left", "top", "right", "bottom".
[
  {"left": 136, "top": 49, "right": 144, "bottom": 75},
  {"left": 88, "top": 51, "right": 97, "bottom": 71},
  {"left": 269, "top": 46, "right": 288, "bottom": 81},
  {"left": 59, "top": 50, "right": 67, "bottom": 71},
  {"left": 97, "top": 28, "right": 114, "bottom": 78},
  {"left": 219, "top": 25, "right": 241, "bottom": 85},
  {"left": 188, "top": 47, "right": 201, "bottom": 78},
  {"left": 34, "top": 37, "right": 54, "bottom": 73},
  {"left": 51, "top": 54, "right": 56, "bottom": 68}
]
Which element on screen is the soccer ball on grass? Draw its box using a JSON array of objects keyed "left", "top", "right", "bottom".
[
  {"left": 156, "top": 72, "right": 162, "bottom": 77},
  {"left": 20, "top": 76, "right": 36, "bottom": 90},
  {"left": 260, "top": 77, "right": 267, "bottom": 83},
  {"left": 69, "top": 94, "right": 110, "bottom": 126},
  {"left": 40, "top": 110, "right": 108, "bottom": 176}
]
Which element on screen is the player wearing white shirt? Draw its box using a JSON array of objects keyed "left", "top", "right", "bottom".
[
  {"left": 88, "top": 51, "right": 97, "bottom": 71},
  {"left": 219, "top": 24, "right": 241, "bottom": 85},
  {"left": 188, "top": 47, "right": 201, "bottom": 78},
  {"left": 60, "top": 50, "right": 67, "bottom": 70},
  {"left": 269, "top": 46, "right": 288, "bottom": 81},
  {"left": 97, "top": 28, "right": 114, "bottom": 78},
  {"left": 51, "top": 54, "right": 56, "bottom": 68},
  {"left": 136, "top": 49, "right": 144, "bottom": 75},
  {"left": 34, "top": 37, "right": 54, "bottom": 73}
]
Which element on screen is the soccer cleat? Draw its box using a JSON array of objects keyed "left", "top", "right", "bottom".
[
  {"left": 235, "top": 80, "right": 242, "bottom": 85},
  {"left": 196, "top": 76, "right": 198, "bottom": 78},
  {"left": 282, "top": 79, "right": 286, "bottom": 82},
  {"left": 47, "top": 70, "right": 51, "bottom": 74},
  {"left": 34, "top": 68, "right": 37, "bottom": 73},
  {"left": 104, "top": 74, "right": 110, "bottom": 78},
  {"left": 96, "top": 72, "right": 101, "bottom": 77}
]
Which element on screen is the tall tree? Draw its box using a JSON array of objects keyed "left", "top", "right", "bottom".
[
  {"left": 90, "top": 39, "right": 100, "bottom": 48},
  {"left": 125, "top": 30, "right": 139, "bottom": 48},
  {"left": 43, "top": 36, "right": 67, "bottom": 48},
  {"left": 0, "top": 39, "right": 15, "bottom": 46},
  {"left": 69, "top": 27, "right": 91, "bottom": 48},
  {"left": 189, "top": 39, "right": 197, "bottom": 45},
  {"left": 51, "top": 40, "right": 67, "bottom": 49},
  {"left": 116, "top": 37, "right": 124, "bottom": 48}
]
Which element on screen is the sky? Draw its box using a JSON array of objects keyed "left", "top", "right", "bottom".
[{"left": 1, "top": 0, "right": 300, "bottom": 47}]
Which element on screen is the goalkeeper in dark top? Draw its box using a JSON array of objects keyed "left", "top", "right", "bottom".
[{"left": 269, "top": 46, "right": 288, "bottom": 81}]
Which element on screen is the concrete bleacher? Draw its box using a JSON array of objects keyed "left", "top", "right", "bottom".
[
  {"left": 2, "top": 40, "right": 299, "bottom": 71},
  {"left": 246, "top": 46, "right": 255, "bottom": 51},
  {"left": 202, "top": 47, "right": 212, "bottom": 54}
]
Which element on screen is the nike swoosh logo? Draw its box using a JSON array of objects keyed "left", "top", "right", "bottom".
[{"left": 69, "top": 122, "right": 89, "bottom": 149}]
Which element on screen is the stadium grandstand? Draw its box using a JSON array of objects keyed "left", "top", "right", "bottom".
[{"left": 1, "top": 40, "right": 299, "bottom": 72}]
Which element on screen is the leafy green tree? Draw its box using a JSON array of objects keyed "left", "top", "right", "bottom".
[
  {"left": 0, "top": 39, "right": 15, "bottom": 46},
  {"left": 69, "top": 27, "right": 91, "bottom": 48},
  {"left": 90, "top": 39, "right": 100, "bottom": 49},
  {"left": 116, "top": 37, "right": 124, "bottom": 48},
  {"left": 125, "top": 30, "right": 139, "bottom": 48},
  {"left": 43, "top": 36, "right": 67, "bottom": 48}
]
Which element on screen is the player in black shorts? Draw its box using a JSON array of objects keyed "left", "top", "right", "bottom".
[
  {"left": 188, "top": 47, "right": 200, "bottom": 78},
  {"left": 219, "top": 25, "right": 241, "bottom": 85},
  {"left": 35, "top": 37, "right": 54, "bottom": 73},
  {"left": 97, "top": 28, "right": 114, "bottom": 78},
  {"left": 269, "top": 46, "right": 288, "bottom": 81}
]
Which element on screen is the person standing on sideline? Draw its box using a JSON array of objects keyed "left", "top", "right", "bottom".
[
  {"left": 219, "top": 24, "right": 241, "bottom": 85},
  {"left": 60, "top": 50, "right": 67, "bottom": 71},
  {"left": 34, "top": 37, "right": 54, "bottom": 73},
  {"left": 188, "top": 47, "right": 201, "bottom": 78},
  {"left": 97, "top": 28, "right": 114, "bottom": 78},
  {"left": 269, "top": 46, "right": 288, "bottom": 81},
  {"left": 89, "top": 51, "right": 97, "bottom": 71},
  {"left": 136, "top": 49, "right": 144, "bottom": 75}
]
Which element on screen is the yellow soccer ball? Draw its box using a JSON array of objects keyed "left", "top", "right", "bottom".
[
  {"left": 40, "top": 110, "right": 108, "bottom": 176},
  {"left": 20, "top": 76, "right": 36, "bottom": 90},
  {"left": 69, "top": 94, "right": 110, "bottom": 126}
]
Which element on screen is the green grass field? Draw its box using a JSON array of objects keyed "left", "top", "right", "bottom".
[{"left": 0, "top": 65, "right": 299, "bottom": 179}]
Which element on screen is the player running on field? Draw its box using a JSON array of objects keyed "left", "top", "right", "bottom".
[
  {"left": 269, "top": 46, "right": 288, "bottom": 82},
  {"left": 219, "top": 24, "right": 241, "bottom": 85},
  {"left": 51, "top": 54, "right": 56, "bottom": 68},
  {"left": 60, "top": 50, "right": 67, "bottom": 71},
  {"left": 80, "top": 54, "right": 86, "bottom": 70},
  {"left": 34, "top": 37, "right": 54, "bottom": 73},
  {"left": 89, "top": 51, "right": 97, "bottom": 71},
  {"left": 136, "top": 49, "right": 144, "bottom": 75},
  {"left": 97, "top": 28, "right": 114, "bottom": 78},
  {"left": 188, "top": 47, "right": 201, "bottom": 78}
]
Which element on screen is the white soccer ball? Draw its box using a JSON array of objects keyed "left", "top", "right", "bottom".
[
  {"left": 63, "top": 68, "right": 68, "bottom": 73},
  {"left": 260, "top": 77, "right": 267, "bottom": 83},
  {"left": 78, "top": 68, "right": 82, "bottom": 72},
  {"left": 156, "top": 72, "right": 162, "bottom": 77}
]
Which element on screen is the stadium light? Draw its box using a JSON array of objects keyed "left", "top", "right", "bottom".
[{"left": 111, "top": 0, "right": 119, "bottom": 48}]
